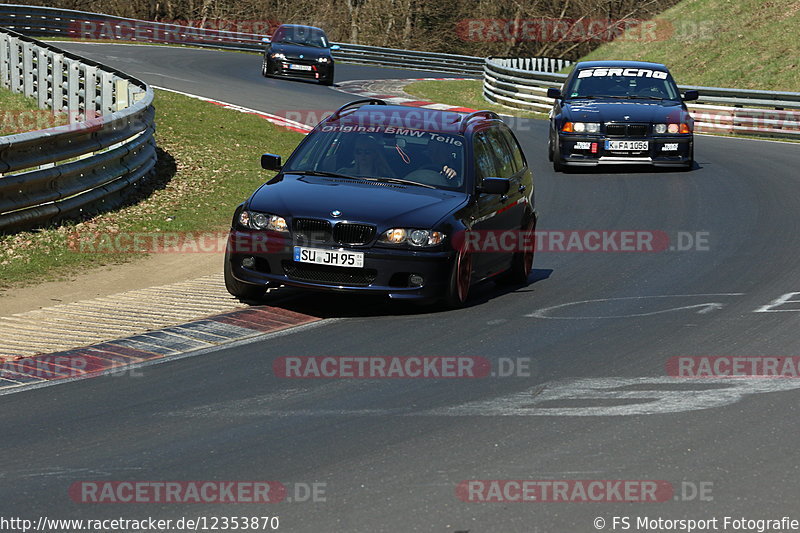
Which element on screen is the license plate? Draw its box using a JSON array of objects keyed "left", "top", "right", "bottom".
[
  {"left": 606, "top": 140, "right": 649, "bottom": 151},
  {"left": 294, "top": 246, "right": 364, "bottom": 268},
  {"left": 288, "top": 64, "right": 312, "bottom": 71}
]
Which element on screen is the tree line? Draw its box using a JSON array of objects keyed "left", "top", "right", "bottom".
[{"left": 27, "top": 0, "right": 680, "bottom": 59}]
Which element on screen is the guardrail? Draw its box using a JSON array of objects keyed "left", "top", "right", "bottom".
[
  {"left": 0, "top": 4, "right": 492, "bottom": 75},
  {"left": 0, "top": 27, "right": 156, "bottom": 233},
  {"left": 484, "top": 57, "right": 800, "bottom": 138}
]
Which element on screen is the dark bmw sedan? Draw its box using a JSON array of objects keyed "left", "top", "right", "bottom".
[
  {"left": 548, "top": 60, "right": 698, "bottom": 171},
  {"left": 261, "top": 24, "right": 337, "bottom": 85},
  {"left": 224, "top": 100, "right": 537, "bottom": 307}
]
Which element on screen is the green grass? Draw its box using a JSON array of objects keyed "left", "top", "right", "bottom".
[
  {"left": 403, "top": 79, "right": 548, "bottom": 120},
  {"left": 0, "top": 89, "right": 305, "bottom": 288},
  {"left": 578, "top": 0, "right": 800, "bottom": 91},
  {"left": 0, "top": 86, "right": 68, "bottom": 135}
]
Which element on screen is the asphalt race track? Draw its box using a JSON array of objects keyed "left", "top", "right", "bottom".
[{"left": 3, "top": 43, "right": 800, "bottom": 531}]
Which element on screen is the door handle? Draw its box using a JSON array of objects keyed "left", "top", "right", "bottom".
[
  {"left": 500, "top": 195, "right": 509, "bottom": 202},
  {"left": 518, "top": 184, "right": 526, "bottom": 193}
]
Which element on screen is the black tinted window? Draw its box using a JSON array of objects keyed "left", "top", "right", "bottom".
[{"left": 473, "top": 132, "right": 499, "bottom": 181}]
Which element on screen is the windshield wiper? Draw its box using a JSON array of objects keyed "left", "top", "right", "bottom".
[
  {"left": 625, "top": 95, "right": 667, "bottom": 100},
  {"left": 286, "top": 170, "right": 359, "bottom": 180},
  {"left": 364, "top": 176, "right": 437, "bottom": 189}
]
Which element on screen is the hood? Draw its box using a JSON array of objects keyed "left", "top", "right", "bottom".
[
  {"left": 270, "top": 42, "right": 330, "bottom": 60},
  {"left": 247, "top": 174, "right": 468, "bottom": 229},
  {"left": 562, "top": 98, "right": 689, "bottom": 123}
]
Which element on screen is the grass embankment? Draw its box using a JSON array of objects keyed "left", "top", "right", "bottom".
[
  {"left": 404, "top": 79, "right": 548, "bottom": 119},
  {"left": 406, "top": 0, "right": 798, "bottom": 116},
  {"left": 580, "top": 0, "right": 800, "bottom": 91},
  {"left": 0, "top": 89, "right": 305, "bottom": 288}
]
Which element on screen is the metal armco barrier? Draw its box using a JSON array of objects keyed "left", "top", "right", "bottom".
[
  {"left": 484, "top": 57, "right": 800, "bottom": 138},
  {"left": 0, "top": 27, "right": 156, "bottom": 233}
]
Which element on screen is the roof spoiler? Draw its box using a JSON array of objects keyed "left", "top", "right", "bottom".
[
  {"left": 456, "top": 110, "right": 500, "bottom": 133},
  {"left": 329, "top": 99, "right": 387, "bottom": 121}
]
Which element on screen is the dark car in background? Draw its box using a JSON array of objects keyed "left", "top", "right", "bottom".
[
  {"left": 224, "top": 99, "right": 537, "bottom": 307},
  {"left": 261, "top": 24, "right": 337, "bottom": 85},
  {"left": 548, "top": 60, "right": 698, "bottom": 171}
]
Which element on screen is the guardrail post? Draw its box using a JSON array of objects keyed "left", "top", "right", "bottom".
[
  {"left": 115, "top": 78, "right": 129, "bottom": 111},
  {"left": 9, "top": 36, "right": 21, "bottom": 93},
  {"left": 0, "top": 34, "right": 8, "bottom": 89},
  {"left": 51, "top": 52, "right": 64, "bottom": 112},
  {"left": 83, "top": 65, "right": 98, "bottom": 119},
  {"left": 22, "top": 40, "right": 34, "bottom": 98},
  {"left": 66, "top": 58, "right": 80, "bottom": 122},
  {"left": 37, "top": 47, "right": 49, "bottom": 109},
  {"left": 99, "top": 70, "right": 113, "bottom": 115}
]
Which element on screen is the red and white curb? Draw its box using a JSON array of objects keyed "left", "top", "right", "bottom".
[
  {"left": 153, "top": 85, "right": 313, "bottom": 133},
  {"left": 333, "top": 78, "right": 479, "bottom": 113},
  {"left": 0, "top": 306, "right": 320, "bottom": 393}
]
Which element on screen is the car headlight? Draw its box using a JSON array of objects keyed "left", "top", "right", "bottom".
[
  {"left": 239, "top": 210, "right": 289, "bottom": 232},
  {"left": 654, "top": 123, "right": 690, "bottom": 134},
  {"left": 317, "top": 56, "right": 330, "bottom": 63},
  {"left": 270, "top": 52, "right": 286, "bottom": 60},
  {"left": 572, "top": 122, "right": 600, "bottom": 133},
  {"left": 379, "top": 228, "right": 445, "bottom": 247}
]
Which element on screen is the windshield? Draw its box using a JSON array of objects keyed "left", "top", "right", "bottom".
[
  {"left": 271, "top": 26, "right": 328, "bottom": 48},
  {"left": 283, "top": 127, "right": 467, "bottom": 191},
  {"left": 566, "top": 67, "right": 681, "bottom": 100}
]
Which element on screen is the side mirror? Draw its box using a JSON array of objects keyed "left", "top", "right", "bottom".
[
  {"left": 682, "top": 90, "right": 699, "bottom": 101},
  {"left": 547, "top": 87, "right": 562, "bottom": 99},
  {"left": 261, "top": 153, "right": 282, "bottom": 171},
  {"left": 261, "top": 37, "right": 270, "bottom": 44},
  {"left": 477, "top": 177, "right": 510, "bottom": 195},
  {"left": 330, "top": 44, "right": 341, "bottom": 50}
]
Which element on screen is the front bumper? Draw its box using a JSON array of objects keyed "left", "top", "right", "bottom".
[
  {"left": 226, "top": 231, "right": 453, "bottom": 300},
  {"left": 557, "top": 134, "right": 692, "bottom": 167},
  {"left": 268, "top": 58, "right": 333, "bottom": 81}
]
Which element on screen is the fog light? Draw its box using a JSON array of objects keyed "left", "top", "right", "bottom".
[
  {"left": 242, "top": 256, "right": 256, "bottom": 268},
  {"left": 409, "top": 274, "right": 424, "bottom": 287}
]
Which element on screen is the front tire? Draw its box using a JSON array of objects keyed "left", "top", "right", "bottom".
[
  {"left": 443, "top": 251, "right": 473, "bottom": 308},
  {"left": 552, "top": 136, "right": 566, "bottom": 172},
  {"left": 261, "top": 57, "right": 270, "bottom": 78},
  {"left": 681, "top": 143, "right": 694, "bottom": 171}
]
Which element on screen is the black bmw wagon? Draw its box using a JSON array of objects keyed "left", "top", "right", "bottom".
[{"left": 224, "top": 100, "right": 537, "bottom": 307}]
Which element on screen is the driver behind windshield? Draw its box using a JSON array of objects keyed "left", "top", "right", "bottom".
[{"left": 337, "top": 135, "right": 394, "bottom": 178}]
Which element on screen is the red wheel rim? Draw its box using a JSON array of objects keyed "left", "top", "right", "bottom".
[{"left": 522, "top": 220, "right": 535, "bottom": 276}]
